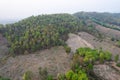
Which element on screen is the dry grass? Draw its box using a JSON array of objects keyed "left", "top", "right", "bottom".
[{"left": 0, "top": 46, "right": 71, "bottom": 80}]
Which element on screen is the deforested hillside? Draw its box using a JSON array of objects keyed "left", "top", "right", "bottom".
[{"left": 0, "top": 12, "right": 120, "bottom": 80}]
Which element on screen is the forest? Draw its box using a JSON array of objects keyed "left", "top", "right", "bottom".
[{"left": 0, "top": 14, "right": 96, "bottom": 55}]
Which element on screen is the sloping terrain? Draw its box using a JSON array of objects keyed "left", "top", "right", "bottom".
[
  {"left": 66, "top": 33, "right": 94, "bottom": 53},
  {"left": 94, "top": 23, "right": 120, "bottom": 39},
  {"left": 0, "top": 34, "right": 8, "bottom": 59},
  {"left": 0, "top": 46, "right": 70, "bottom": 80},
  {"left": 66, "top": 32, "right": 120, "bottom": 80},
  {"left": 78, "top": 32, "right": 120, "bottom": 58},
  {"left": 94, "top": 64, "right": 120, "bottom": 80}
]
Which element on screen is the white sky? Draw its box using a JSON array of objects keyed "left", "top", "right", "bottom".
[{"left": 0, "top": 0, "right": 120, "bottom": 20}]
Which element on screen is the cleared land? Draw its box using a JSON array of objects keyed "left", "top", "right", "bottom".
[
  {"left": 67, "top": 32, "right": 120, "bottom": 80},
  {"left": 66, "top": 33, "right": 94, "bottom": 53},
  {"left": 94, "top": 64, "right": 120, "bottom": 80},
  {"left": 94, "top": 23, "right": 120, "bottom": 40},
  {"left": 0, "top": 46, "right": 70, "bottom": 80},
  {"left": 0, "top": 32, "right": 120, "bottom": 80},
  {"left": 78, "top": 32, "right": 120, "bottom": 58}
]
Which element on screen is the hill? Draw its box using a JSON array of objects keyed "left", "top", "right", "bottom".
[{"left": 0, "top": 12, "right": 120, "bottom": 80}]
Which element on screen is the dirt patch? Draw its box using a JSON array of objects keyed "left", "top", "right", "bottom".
[
  {"left": 93, "top": 64, "right": 120, "bottom": 80},
  {"left": 0, "top": 46, "right": 70, "bottom": 80},
  {"left": 78, "top": 32, "right": 120, "bottom": 59},
  {"left": 66, "top": 33, "right": 94, "bottom": 53}
]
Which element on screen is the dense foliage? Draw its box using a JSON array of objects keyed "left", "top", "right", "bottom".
[
  {"left": 0, "top": 14, "right": 87, "bottom": 54},
  {"left": 76, "top": 47, "right": 112, "bottom": 63},
  {"left": 65, "top": 69, "right": 88, "bottom": 80}
]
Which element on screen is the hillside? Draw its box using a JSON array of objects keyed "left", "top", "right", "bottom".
[
  {"left": 0, "top": 14, "right": 88, "bottom": 55},
  {"left": 74, "top": 12, "right": 120, "bottom": 31},
  {"left": 0, "top": 12, "right": 120, "bottom": 80}
]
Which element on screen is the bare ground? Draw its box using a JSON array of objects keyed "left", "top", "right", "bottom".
[
  {"left": 66, "top": 33, "right": 94, "bottom": 53},
  {"left": 94, "top": 23, "right": 120, "bottom": 40},
  {"left": 0, "top": 46, "right": 71, "bottom": 80},
  {"left": 93, "top": 64, "right": 120, "bottom": 80}
]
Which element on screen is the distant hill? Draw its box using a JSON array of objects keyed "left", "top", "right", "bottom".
[
  {"left": 74, "top": 12, "right": 120, "bottom": 30},
  {"left": 74, "top": 12, "right": 120, "bottom": 26},
  {"left": 0, "top": 19, "right": 18, "bottom": 24}
]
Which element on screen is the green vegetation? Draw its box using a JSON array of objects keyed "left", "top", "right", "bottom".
[
  {"left": 58, "top": 47, "right": 112, "bottom": 80},
  {"left": 115, "top": 54, "right": 119, "bottom": 62},
  {"left": 64, "top": 45, "right": 71, "bottom": 54},
  {"left": 39, "top": 67, "right": 53, "bottom": 80},
  {"left": 76, "top": 47, "right": 112, "bottom": 64},
  {"left": 65, "top": 70, "right": 88, "bottom": 80},
  {"left": 22, "top": 71, "right": 33, "bottom": 80},
  {"left": 0, "top": 14, "right": 89, "bottom": 55},
  {"left": 116, "top": 63, "right": 120, "bottom": 67},
  {"left": 117, "top": 40, "right": 120, "bottom": 47},
  {"left": 0, "top": 76, "right": 10, "bottom": 80}
]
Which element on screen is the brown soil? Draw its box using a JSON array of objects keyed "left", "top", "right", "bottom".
[
  {"left": 0, "top": 46, "right": 71, "bottom": 80},
  {"left": 94, "top": 23, "right": 120, "bottom": 40},
  {"left": 93, "top": 64, "right": 120, "bottom": 80},
  {"left": 66, "top": 33, "right": 94, "bottom": 53}
]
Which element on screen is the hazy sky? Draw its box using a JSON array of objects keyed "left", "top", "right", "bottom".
[{"left": 0, "top": 0, "right": 120, "bottom": 20}]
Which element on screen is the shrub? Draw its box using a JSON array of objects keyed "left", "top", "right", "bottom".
[
  {"left": 22, "top": 71, "right": 33, "bottom": 80},
  {"left": 57, "top": 73, "right": 65, "bottom": 80},
  {"left": 115, "top": 54, "right": 119, "bottom": 62},
  {"left": 46, "top": 75, "right": 53, "bottom": 80},
  {"left": 116, "top": 63, "right": 120, "bottom": 67},
  {"left": 65, "top": 69, "right": 88, "bottom": 80},
  {"left": 117, "top": 41, "right": 120, "bottom": 47},
  {"left": 65, "top": 70, "right": 74, "bottom": 80},
  {"left": 111, "top": 37, "right": 115, "bottom": 41},
  {"left": 104, "top": 51, "right": 112, "bottom": 61},
  {"left": 39, "top": 67, "right": 53, "bottom": 80},
  {"left": 99, "top": 52, "right": 105, "bottom": 63},
  {"left": 64, "top": 45, "right": 71, "bottom": 54}
]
